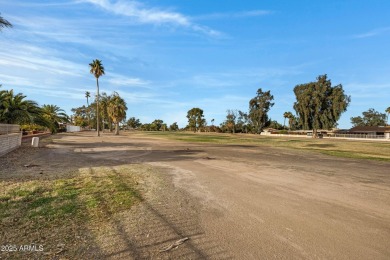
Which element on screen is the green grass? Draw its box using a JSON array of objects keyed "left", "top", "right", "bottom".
[
  {"left": 0, "top": 165, "right": 143, "bottom": 225},
  {"left": 135, "top": 131, "right": 390, "bottom": 162}
]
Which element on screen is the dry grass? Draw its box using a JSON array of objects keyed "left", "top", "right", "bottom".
[
  {"left": 135, "top": 131, "right": 390, "bottom": 161},
  {"left": 0, "top": 164, "right": 149, "bottom": 259}
]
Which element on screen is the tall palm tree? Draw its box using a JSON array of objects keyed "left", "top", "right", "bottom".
[
  {"left": 41, "top": 104, "right": 69, "bottom": 133},
  {"left": 107, "top": 92, "right": 127, "bottom": 135},
  {"left": 85, "top": 91, "right": 91, "bottom": 128},
  {"left": 386, "top": 107, "right": 390, "bottom": 126},
  {"left": 0, "top": 14, "right": 12, "bottom": 31},
  {"left": 283, "top": 111, "right": 294, "bottom": 130},
  {"left": 85, "top": 91, "right": 90, "bottom": 106},
  {"left": 89, "top": 59, "right": 105, "bottom": 136},
  {"left": 283, "top": 112, "right": 289, "bottom": 128}
]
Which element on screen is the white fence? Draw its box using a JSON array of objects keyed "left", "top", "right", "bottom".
[
  {"left": 332, "top": 134, "right": 387, "bottom": 139},
  {"left": 0, "top": 124, "right": 22, "bottom": 156},
  {"left": 66, "top": 125, "right": 81, "bottom": 132}
]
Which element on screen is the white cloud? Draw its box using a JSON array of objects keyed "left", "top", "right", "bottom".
[
  {"left": 80, "top": 0, "right": 222, "bottom": 37},
  {"left": 353, "top": 27, "right": 390, "bottom": 39},
  {"left": 194, "top": 10, "right": 273, "bottom": 20},
  {"left": 107, "top": 75, "right": 150, "bottom": 87}
]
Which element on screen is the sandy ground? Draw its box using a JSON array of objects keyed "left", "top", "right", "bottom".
[{"left": 1, "top": 131, "right": 390, "bottom": 259}]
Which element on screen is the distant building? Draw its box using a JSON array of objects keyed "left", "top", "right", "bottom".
[{"left": 348, "top": 126, "right": 390, "bottom": 139}]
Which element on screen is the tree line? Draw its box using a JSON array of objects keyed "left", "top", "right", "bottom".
[{"left": 113, "top": 74, "right": 389, "bottom": 136}]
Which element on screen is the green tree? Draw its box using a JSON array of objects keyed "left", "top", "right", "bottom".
[
  {"left": 107, "top": 92, "right": 127, "bottom": 135},
  {"left": 293, "top": 75, "right": 350, "bottom": 137},
  {"left": 248, "top": 88, "right": 274, "bottom": 134},
  {"left": 283, "top": 112, "right": 289, "bottom": 128},
  {"left": 223, "top": 109, "right": 238, "bottom": 133},
  {"left": 85, "top": 91, "right": 91, "bottom": 106},
  {"left": 150, "top": 119, "right": 164, "bottom": 131},
  {"left": 126, "top": 117, "right": 142, "bottom": 129},
  {"left": 0, "top": 14, "right": 12, "bottom": 31},
  {"left": 350, "top": 108, "right": 387, "bottom": 127},
  {"left": 41, "top": 104, "right": 69, "bottom": 133},
  {"left": 386, "top": 107, "right": 390, "bottom": 125},
  {"left": 85, "top": 91, "right": 91, "bottom": 127},
  {"left": 0, "top": 89, "right": 50, "bottom": 128},
  {"left": 186, "top": 107, "right": 205, "bottom": 132},
  {"left": 99, "top": 92, "right": 112, "bottom": 131},
  {"left": 89, "top": 59, "right": 105, "bottom": 136},
  {"left": 283, "top": 111, "right": 294, "bottom": 130},
  {"left": 268, "top": 120, "right": 283, "bottom": 130},
  {"left": 71, "top": 105, "right": 89, "bottom": 127},
  {"left": 169, "top": 122, "right": 179, "bottom": 131},
  {"left": 237, "top": 110, "right": 249, "bottom": 133}
]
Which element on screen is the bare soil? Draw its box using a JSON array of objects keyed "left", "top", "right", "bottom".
[{"left": 1, "top": 131, "right": 390, "bottom": 259}]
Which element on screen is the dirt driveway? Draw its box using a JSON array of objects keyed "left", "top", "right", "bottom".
[{"left": 1, "top": 131, "right": 390, "bottom": 259}]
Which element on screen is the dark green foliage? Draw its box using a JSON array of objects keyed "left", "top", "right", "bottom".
[
  {"left": 151, "top": 119, "right": 164, "bottom": 131},
  {"left": 89, "top": 59, "right": 105, "bottom": 136},
  {"left": 268, "top": 120, "right": 284, "bottom": 130},
  {"left": 385, "top": 107, "right": 390, "bottom": 125},
  {"left": 248, "top": 88, "right": 274, "bottom": 134},
  {"left": 127, "top": 117, "right": 142, "bottom": 129},
  {"left": 221, "top": 109, "right": 238, "bottom": 133},
  {"left": 169, "top": 122, "right": 179, "bottom": 131},
  {"left": 293, "top": 75, "right": 350, "bottom": 135},
  {"left": 0, "top": 88, "right": 51, "bottom": 128},
  {"left": 350, "top": 108, "right": 387, "bottom": 127},
  {"left": 42, "top": 104, "right": 69, "bottom": 133},
  {"left": 186, "top": 107, "right": 206, "bottom": 132},
  {"left": 237, "top": 110, "right": 250, "bottom": 133}
]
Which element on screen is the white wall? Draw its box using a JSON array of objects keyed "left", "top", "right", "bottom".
[{"left": 66, "top": 125, "right": 81, "bottom": 132}]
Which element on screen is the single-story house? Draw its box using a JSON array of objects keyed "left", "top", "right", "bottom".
[{"left": 348, "top": 126, "right": 390, "bottom": 139}]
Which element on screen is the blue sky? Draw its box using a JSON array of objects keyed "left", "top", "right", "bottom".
[{"left": 1, "top": 0, "right": 389, "bottom": 128}]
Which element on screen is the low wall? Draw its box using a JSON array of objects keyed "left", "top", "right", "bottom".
[
  {"left": 21, "top": 132, "right": 52, "bottom": 143},
  {"left": 0, "top": 132, "right": 22, "bottom": 156},
  {"left": 66, "top": 125, "right": 81, "bottom": 132}
]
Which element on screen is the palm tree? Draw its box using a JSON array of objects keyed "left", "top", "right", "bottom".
[
  {"left": 283, "top": 111, "right": 294, "bottom": 130},
  {"left": 89, "top": 59, "right": 105, "bottom": 136},
  {"left": 0, "top": 14, "right": 12, "bottom": 31},
  {"left": 107, "top": 92, "right": 127, "bottom": 135},
  {"left": 0, "top": 89, "right": 50, "bottom": 128},
  {"left": 99, "top": 92, "right": 112, "bottom": 132},
  {"left": 386, "top": 107, "right": 390, "bottom": 125},
  {"left": 283, "top": 112, "right": 289, "bottom": 128},
  {"left": 85, "top": 91, "right": 91, "bottom": 128},
  {"left": 41, "top": 104, "right": 69, "bottom": 133},
  {"left": 85, "top": 91, "right": 90, "bottom": 106}
]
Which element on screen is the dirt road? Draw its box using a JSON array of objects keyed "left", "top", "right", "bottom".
[{"left": 1, "top": 132, "right": 389, "bottom": 259}]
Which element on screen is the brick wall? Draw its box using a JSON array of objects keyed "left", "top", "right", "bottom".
[
  {"left": 0, "top": 124, "right": 20, "bottom": 134},
  {"left": 0, "top": 124, "right": 22, "bottom": 157}
]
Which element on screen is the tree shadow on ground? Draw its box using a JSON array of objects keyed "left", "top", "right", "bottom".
[{"left": 305, "top": 143, "right": 336, "bottom": 148}]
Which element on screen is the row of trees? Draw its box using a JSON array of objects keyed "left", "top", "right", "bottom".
[
  {"left": 71, "top": 91, "right": 127, "bottom": 135},
  {"left": 351, "top": 108, "right": 390, "bottom": 127},
  {"left": 71, "top": 59, "right": 127, "bottom": 135},
  {"left": 0, "top": 87, "right": 69, "bottom": 133},
  {"left": 217, "top": 75, "right": 351, "bottom": 137}
]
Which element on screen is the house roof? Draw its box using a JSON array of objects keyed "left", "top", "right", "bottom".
[{"left": 349, "top": 126, "right": 390, "bottom": 133}]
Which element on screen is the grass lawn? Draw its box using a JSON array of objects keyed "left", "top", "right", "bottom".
[
  {"left": 136, "top": 131, "right": 390, "bottom": 162},
  {"left": 0, "top": 164, "right": 146, "bottom": 258}
]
